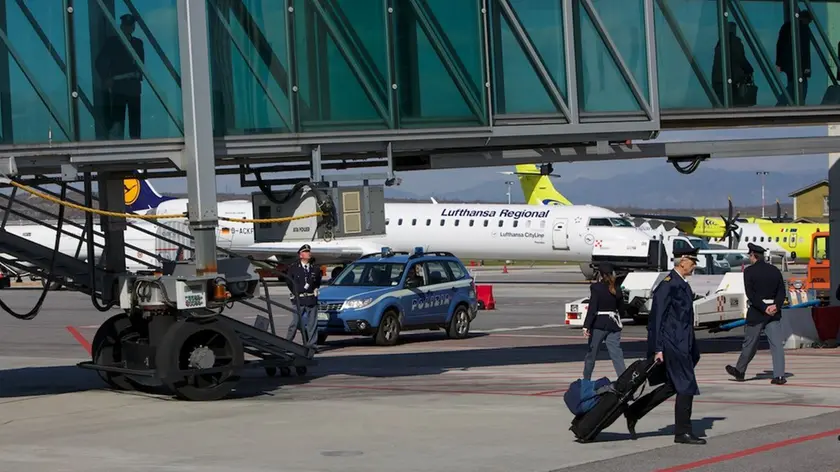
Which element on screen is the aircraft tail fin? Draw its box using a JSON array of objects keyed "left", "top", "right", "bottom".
[
  {"left": 514, "top": 164, "right": 573, "bottom": 206},
  {"left": 124, "top": 178, "right": 176, "bottom": 213}
]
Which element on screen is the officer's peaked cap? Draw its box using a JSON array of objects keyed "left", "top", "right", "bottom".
[
  {"left": 674, "top": 247, "right": 699, "bottom": 260},
  {"left": 747, "top": 242, "right": 765, "bottom": 254},
  {"left": 298, "top": 244, "right": 311, "bottom": 253}
]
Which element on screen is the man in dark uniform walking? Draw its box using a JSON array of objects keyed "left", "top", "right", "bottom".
[
  {"left": 726, "top": 243, "right": 788, "bottom": 384},
  {"left": 95, "top": 13, "right": 145, "bottom": 139},
  {"left": 624, "top": 247, "right": 706, "bottom": 445},
  {"left": 285, "top": 244, "right": 321, "bottom": 348}
]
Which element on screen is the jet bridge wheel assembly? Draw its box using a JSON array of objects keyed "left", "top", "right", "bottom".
[
  {"left": 78, "top": 260, "right": 318, "bottom": 401},
  {"left": 87, "top": 313, "right": 246, "bottom": 401},
  {"left": 91, "top": 312, "right": 154, "bottom": 392},
  {"left": 156, "top": 317, "right": 245, "bottom": 401}
]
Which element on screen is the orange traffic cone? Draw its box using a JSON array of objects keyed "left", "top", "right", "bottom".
[{"left": 502, "top": 264, "right": 508, "bottom": 274}]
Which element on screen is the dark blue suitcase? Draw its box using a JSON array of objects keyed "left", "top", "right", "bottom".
[{"left": 569, "top": 358, "right": 659, "bottom": 442}]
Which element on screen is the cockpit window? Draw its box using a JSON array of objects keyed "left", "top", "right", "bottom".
[
  {"left": 588, "top": 218, "right": 612, "bottom": 227},
  {"left": 609, "top": 218, "right": 634, "bottom": 227}
]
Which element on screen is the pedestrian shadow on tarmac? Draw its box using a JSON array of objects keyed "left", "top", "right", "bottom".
[
  {"left": 579, "top": 416, "right": 726, "bottom": 443},
  {"left": 737, "top": 370, "right": 796, "bottom": 381},
  {"left": 0, "top": 334, "right": 758, "bottom": 401},
  {"left": 305, "top": 334, "right": 751, "bottom": 379}
]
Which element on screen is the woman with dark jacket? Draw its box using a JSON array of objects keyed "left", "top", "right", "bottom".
[{"left": 582, "top": 262, "right": 626, "bottom": 380}]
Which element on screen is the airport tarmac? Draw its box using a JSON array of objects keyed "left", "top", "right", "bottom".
[{"left": 0, "top": 267, "right": 838, "bottom": 472}]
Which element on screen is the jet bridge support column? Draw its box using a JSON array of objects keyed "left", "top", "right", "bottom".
[
  {"left": 829, "top": 125, "right": 840, "bottom": 307},
  {"left": 177, "top": 0, "right": 218, "bottom": 275},
  {"left": 97, "top": 173, "right": 126, "bottom": 303}
]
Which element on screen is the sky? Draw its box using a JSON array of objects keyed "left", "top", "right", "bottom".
[{"left": 150, "top": 124, "right": 833, "bottom": 197}]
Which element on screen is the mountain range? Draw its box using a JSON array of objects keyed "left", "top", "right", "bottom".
[{"left": 384, "top": 167, "right": 826, "bottom": 210}]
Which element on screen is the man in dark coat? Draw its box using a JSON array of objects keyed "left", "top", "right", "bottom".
[
  {"left": 95, "top": 13, "right": 145, "bottom": 139},
  {"left": 712, "top": 21, "right": 755, "bottom": 106},
  {"left": 776, "top": 9, "right": 813, "bottom": 103},
  {"left": 623, "top": 247, "right": 706, "bottom": 445},
  {"left": 726, "top": 243, "right": 787, "bottom": 384},
  {"left": 285, "top": 244, "right": 322, "bottom": 348}
]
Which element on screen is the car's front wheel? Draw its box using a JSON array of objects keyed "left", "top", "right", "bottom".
[
  {"left": 374, "top": 312, "right": 400, "bottom": 346},
  {"left": 447, "top": 305, "right": 471, "bottom": 339}
]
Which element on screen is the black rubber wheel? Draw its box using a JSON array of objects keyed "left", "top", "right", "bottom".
[
  {"left": 280, "top": 367, "right": 292, "bottom": 377},
  {"left": 91, "top": 313, "right": 148, "bottom": 391},
  {"left": 374, "top": 312, "right": 400, "bottom": 346},
  {"left": 447, "top": 305, "right": 471, "bottom": 339},
  {"left": 156, "top": 318, "right": 245, "bottom": 401},
  {"left": 316, "top": 332, "right": 329, "bottom": 345},
  {"left": 265, "top": 367, "right": 277, "bottom": 377},
  {"left": 295, "top": 366, "right": 308, "bottom": 376}
]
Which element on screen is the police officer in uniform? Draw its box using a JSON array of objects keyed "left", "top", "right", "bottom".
[
  {"left": 285, "top": 244, "right": 321, "bottom": 348},
  {"left": 726, "top": 243, "right": 787, "bottom": 384},
  {"left": 624, "top": 247, "right": 706, "bottom": 445}
]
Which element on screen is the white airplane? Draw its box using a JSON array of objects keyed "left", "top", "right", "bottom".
[
  {"left": 2, "top": 178, "right": 655, "bottom": 273},
  {"left": 150, "top": 193, "right": 653, "bottom": 268}
]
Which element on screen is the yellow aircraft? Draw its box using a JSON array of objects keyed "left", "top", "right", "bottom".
[
  {"left": 511, "top": 164, "right": 824, "bottom": 260},
  {"left": 512, "top": 164, "right": 732, "bottom": 237}
]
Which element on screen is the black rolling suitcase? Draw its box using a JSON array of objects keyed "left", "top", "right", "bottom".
[{"left": 570, "top": 358, "right": 659, "bottom": 442}]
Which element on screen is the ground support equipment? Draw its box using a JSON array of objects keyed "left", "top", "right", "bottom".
[{"left": 77, "top": 258, "right": 317, "bottom": 401}]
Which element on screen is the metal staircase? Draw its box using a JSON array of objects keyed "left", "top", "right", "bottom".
[
  {"left": 0, "top": 227, "right": 110, "bottom": 295},
  {"left": 0, "top": 181, "right": 160, "bottom": 298}
]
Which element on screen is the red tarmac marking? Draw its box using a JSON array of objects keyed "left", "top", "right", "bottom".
[
  {"left": 655, "top": 427, "right": 840, "bottom": 472},
  {"left": 65, "top": 326, "right": 92, "bottom": 355}
]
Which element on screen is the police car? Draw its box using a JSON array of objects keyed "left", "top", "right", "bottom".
[{"left": 315, "top": 247, "right": 479, "bottom": 346}]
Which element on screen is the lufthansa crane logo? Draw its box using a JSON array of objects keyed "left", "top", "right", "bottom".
[{"left": 124, "top": 178, "right": 140, "bottom": 205}]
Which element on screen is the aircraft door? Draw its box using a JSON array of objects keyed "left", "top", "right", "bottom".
[
  {"left": 552, "top": 219, "right": 569, "bottom": 250},
  {"left": 789, "top": 231, "right": 798, "bottom": 249}
]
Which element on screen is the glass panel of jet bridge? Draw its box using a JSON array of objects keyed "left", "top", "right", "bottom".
[{"left": 0, "top": 0, "right": 836, "bottom": 147}]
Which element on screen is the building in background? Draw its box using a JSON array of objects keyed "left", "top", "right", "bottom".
[{"left": 788, "top": 180, "right": 829, "bottom": 223}]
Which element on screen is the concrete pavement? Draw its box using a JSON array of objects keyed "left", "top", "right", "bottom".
[{"left": 0, "top": 271, "right": 838, "bottom": 471}]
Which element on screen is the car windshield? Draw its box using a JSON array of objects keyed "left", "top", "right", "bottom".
[
  {"left": 689, "top": 238, "right": 710, "bottom": 249},
  {"left": 609, "top": 217, "right": 635, "bottom": 227},
  {"left": 331, "top": 262, "right": 406, "bottom": 287}
]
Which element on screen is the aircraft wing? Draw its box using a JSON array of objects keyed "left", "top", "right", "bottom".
[
  {"left": 229, "top": 242, "right": 372, "bottom": 265},
  {"left": 627, "top": 213, "right": 700, "bottom": 223}
]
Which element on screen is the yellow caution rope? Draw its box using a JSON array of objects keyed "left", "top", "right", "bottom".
[{"left": 8, "top": 180, "right": 323, "bottom": 224}]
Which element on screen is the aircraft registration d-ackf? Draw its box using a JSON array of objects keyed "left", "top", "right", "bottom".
[{"left": 511, "top": 163, "right": 824, "bottom": 261}]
